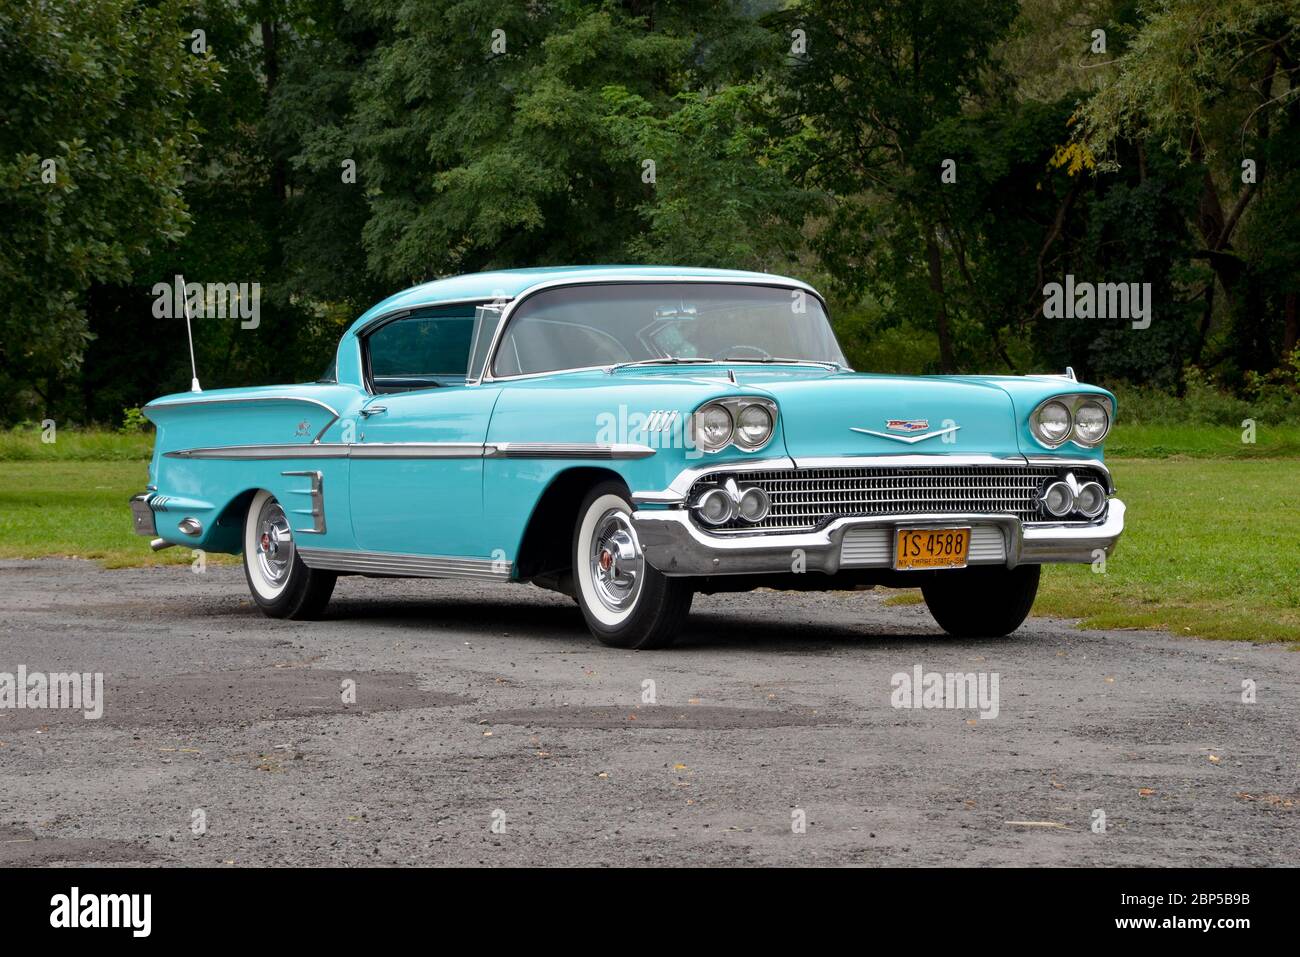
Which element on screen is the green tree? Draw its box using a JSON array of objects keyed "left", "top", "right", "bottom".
[
  {"left": 0, "top": 0, "right": 215, "bottom": 420},
  {"left": 311, "top": 0, "right": 792, "bottom": 282},
  {"left": 776, "top": 0, "right": 1020, "bottom": 371},
  {"left": 1078, "top": 0, "right": 1300, "bottom": 375}
]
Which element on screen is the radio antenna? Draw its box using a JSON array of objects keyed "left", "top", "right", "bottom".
[{"left": 179, "top": 275, "right": 201, "bottom": 392}]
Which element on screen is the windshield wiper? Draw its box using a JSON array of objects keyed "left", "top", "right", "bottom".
[
  {"left": 607, "top": 357, "right": 717, "bottom": 372},
  {"left": 718, "top": 357, "right": 843, "bottom": 371}
]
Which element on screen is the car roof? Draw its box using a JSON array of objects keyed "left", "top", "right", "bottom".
[{"left": 348, "top": 265, "right": 811, "bottom": 333}]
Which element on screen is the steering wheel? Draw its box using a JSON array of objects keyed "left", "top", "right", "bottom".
[{"left": 712, "top": 345, "right": 773, "bottom": 360}]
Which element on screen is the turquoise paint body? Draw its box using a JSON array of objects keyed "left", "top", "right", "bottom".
[{"left": 143, "top": 267, "right": 1114, "bottom": 571}]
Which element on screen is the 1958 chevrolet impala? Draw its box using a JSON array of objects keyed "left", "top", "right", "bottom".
[{"left": 131, "top": 266, "right": 1124, "bottom": 648}]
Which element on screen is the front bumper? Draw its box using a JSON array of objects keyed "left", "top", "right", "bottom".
[{"left": 631, "top": 499, "right": 1125, "bottom": 577}]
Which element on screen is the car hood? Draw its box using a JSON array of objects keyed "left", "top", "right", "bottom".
[{"left": 725, "top": 369, "right": 1024, "bottom": 461}]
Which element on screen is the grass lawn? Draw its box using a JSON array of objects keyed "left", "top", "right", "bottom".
[
  {"left": 0, "top": 461, "right": 224, "bottom": 569},
  {"left": 1106, "top": 422, "right": 1300, "bottom": 459},
  {"left": 1033, "top": 459, "right": 1299, "bottom": 643},
  {"left": 0, "top": 428, "right": 1296, "bottom": 642}
]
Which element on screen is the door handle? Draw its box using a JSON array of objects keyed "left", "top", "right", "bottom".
[{"left": 359, "top": 406, "right": 387, "bottom": 418}]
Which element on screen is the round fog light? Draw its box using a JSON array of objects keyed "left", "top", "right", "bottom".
[
  {"left": 737, "top": 486, "right": 770, "bottom": 523},
  {"left": 695, "top": 487, "right": 735, "bottom": 525},
  {"left": 1075, "top": 481, "right": 1107, "bottom": 518},
  {"left": 1041, "top": 480, "right": 1075, "bottom": 517}
]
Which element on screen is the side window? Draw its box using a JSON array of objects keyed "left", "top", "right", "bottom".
[{"left": 365, "top": 310, "right": 475, "bottom": 393}]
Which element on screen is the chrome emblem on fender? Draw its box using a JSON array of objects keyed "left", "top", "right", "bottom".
[{"left": 642, "top": 410, "right": 680, "bottom": 432}]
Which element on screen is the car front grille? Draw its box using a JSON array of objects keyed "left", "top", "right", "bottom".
[{"left": 688, "top": 464, "right": 1109, "bottom": 533}]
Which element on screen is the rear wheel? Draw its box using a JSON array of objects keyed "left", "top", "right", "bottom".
[
  {"left": 242, "top": 489, "right": 336, "bottom": 619},
  {"left": 921, "top": 564, "right": 1040, "bottom": 637},
  {"left": 573, "top": 482, "right": 693, "bottom": 649}
]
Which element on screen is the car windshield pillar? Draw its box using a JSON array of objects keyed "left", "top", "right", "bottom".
[{"left": 467, "top": 304, "right": 505, "bottom": 382}]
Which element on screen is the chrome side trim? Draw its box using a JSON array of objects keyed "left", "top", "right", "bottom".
[
  {"left": 165, "top": 441, "right": 655, "bottom": 461},
  {"left": 143, "top": 395, "right": 342, "bottom": 444},
  {"left": 166, "top": 444, "right": 351, "bottom": 460},
  {"left": 297, "top": 547, "right": 510, "bottom": 581},
  {"left": 282, "top": 470, "right": 326, "bottom": 534},
  {"left": 488, "top": 442, "right": 656, "bottom": 460},
  {"left": 477, "top": 275, "right": 831, "bottom": 384},
  {"left": 348, "top": 442, "right": 487, "bottom": 459}
]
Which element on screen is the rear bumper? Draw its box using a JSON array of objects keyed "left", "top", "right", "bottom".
[
  {"left": 129, "top": 492, "right": 157, "bottom": 536},
  {"left": 631, "top": 499, "right": 1125, "bottom": 577}
]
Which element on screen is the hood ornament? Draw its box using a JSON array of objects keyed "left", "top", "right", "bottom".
[{"left": 852, "top": 420, "right": 960, "bottom": 444}]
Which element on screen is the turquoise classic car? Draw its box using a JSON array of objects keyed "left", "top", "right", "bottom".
[{"left": 131, "top": 266, "right": 1125, "bottom": 648}]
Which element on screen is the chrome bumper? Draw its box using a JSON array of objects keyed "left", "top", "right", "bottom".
[
  {"left": 631, "top": 499, "right": 1125, "bottom": 577},
  {"left": 129, "top": 492, "right": 157, "bottom": 536}
]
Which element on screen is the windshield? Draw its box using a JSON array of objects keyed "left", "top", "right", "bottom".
[{"left": 491, "top": 282, "right": 847, "bottom": 377}]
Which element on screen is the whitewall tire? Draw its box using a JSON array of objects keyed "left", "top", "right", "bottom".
[
  {"left": 242, "top": 489, "right": 336, "bottom": 619},
  {"left": 573, "top": 482, "right": 692, "bottom": 649}
]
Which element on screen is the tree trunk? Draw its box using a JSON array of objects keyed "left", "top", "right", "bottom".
[
  {"left": 925, "top": 227, "right": 955, "bottom": 373},
  {"left": 1191, "top": 283, "right": 1215, "bottom": 366},
  {"left": 1284, "top": 291, "right": 1299, "bottom": 360},
  {"left": 261, "top": 19, "right": 286, "bottom": 205}
]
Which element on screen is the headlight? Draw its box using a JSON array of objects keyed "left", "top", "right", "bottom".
[
  {"left": 690, "top": 397, "right": 777, "bottom": 453},
  {"left": 735, "top": 403, "right": 774, "bottom": 450},
  {"left": 1072, "top": 400, "right": 1110, "bottom": 446},
  {"left": 692, "top": 403, "right": 734, "bottom": 452},
  {"left": 1033, "top": 400, "right": 1072, "bottom": 447},
  {"left": 1030, "top": 394, "right": 1114, "bottom": 448}
]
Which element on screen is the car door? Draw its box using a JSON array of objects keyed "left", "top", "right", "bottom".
[{"left": 347, "top": 308, "right": 502, "bottom": 558}]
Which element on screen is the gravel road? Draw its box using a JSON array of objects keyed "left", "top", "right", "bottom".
[{"left": 1, "top": 558, "right": 1295, "bottom": 866}]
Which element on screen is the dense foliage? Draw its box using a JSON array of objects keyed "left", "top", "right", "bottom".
[{"left": 1, "top": 0, "right": 1297, "bottom": 424}]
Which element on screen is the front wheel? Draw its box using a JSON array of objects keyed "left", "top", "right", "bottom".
[
  {"left": 573, "top": 482, "right": 693, "bottom": 649},
  {"left": 242, "top": 489, "right": 336, "bottom": 619},
  {"left": 921, "top": 564, "right": 1040, "bottom": 637}
]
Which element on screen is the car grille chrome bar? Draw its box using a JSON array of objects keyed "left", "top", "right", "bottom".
[{"left": 688, "top": 464, "right": 1110, "bottom": 532}]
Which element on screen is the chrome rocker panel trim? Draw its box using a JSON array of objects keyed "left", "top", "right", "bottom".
[
  {"left": 297, "top": 547, "right": 511, "bottom": 581},
  {"left": 630, "top": 500, "right": 1125, "bottom": 576}
]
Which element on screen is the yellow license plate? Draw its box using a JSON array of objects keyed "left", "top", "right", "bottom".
[{"left": 894, "top": 527, "right": 971, "bottom": 570}]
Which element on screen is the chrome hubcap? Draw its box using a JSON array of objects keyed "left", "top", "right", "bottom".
[
  {"left": 589, "top": 508, "right": 643, "bottom": 613},
  {"left": 255, "top": 499, "right": 294, "bottom": 587}
]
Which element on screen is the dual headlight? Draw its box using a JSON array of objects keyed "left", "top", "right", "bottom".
[
  {"left": 690, "top": 397, "right": 777, "bottom": 453},
  {"left": 1030, "top": 394, "right": 1113, "bottom": 448}
]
